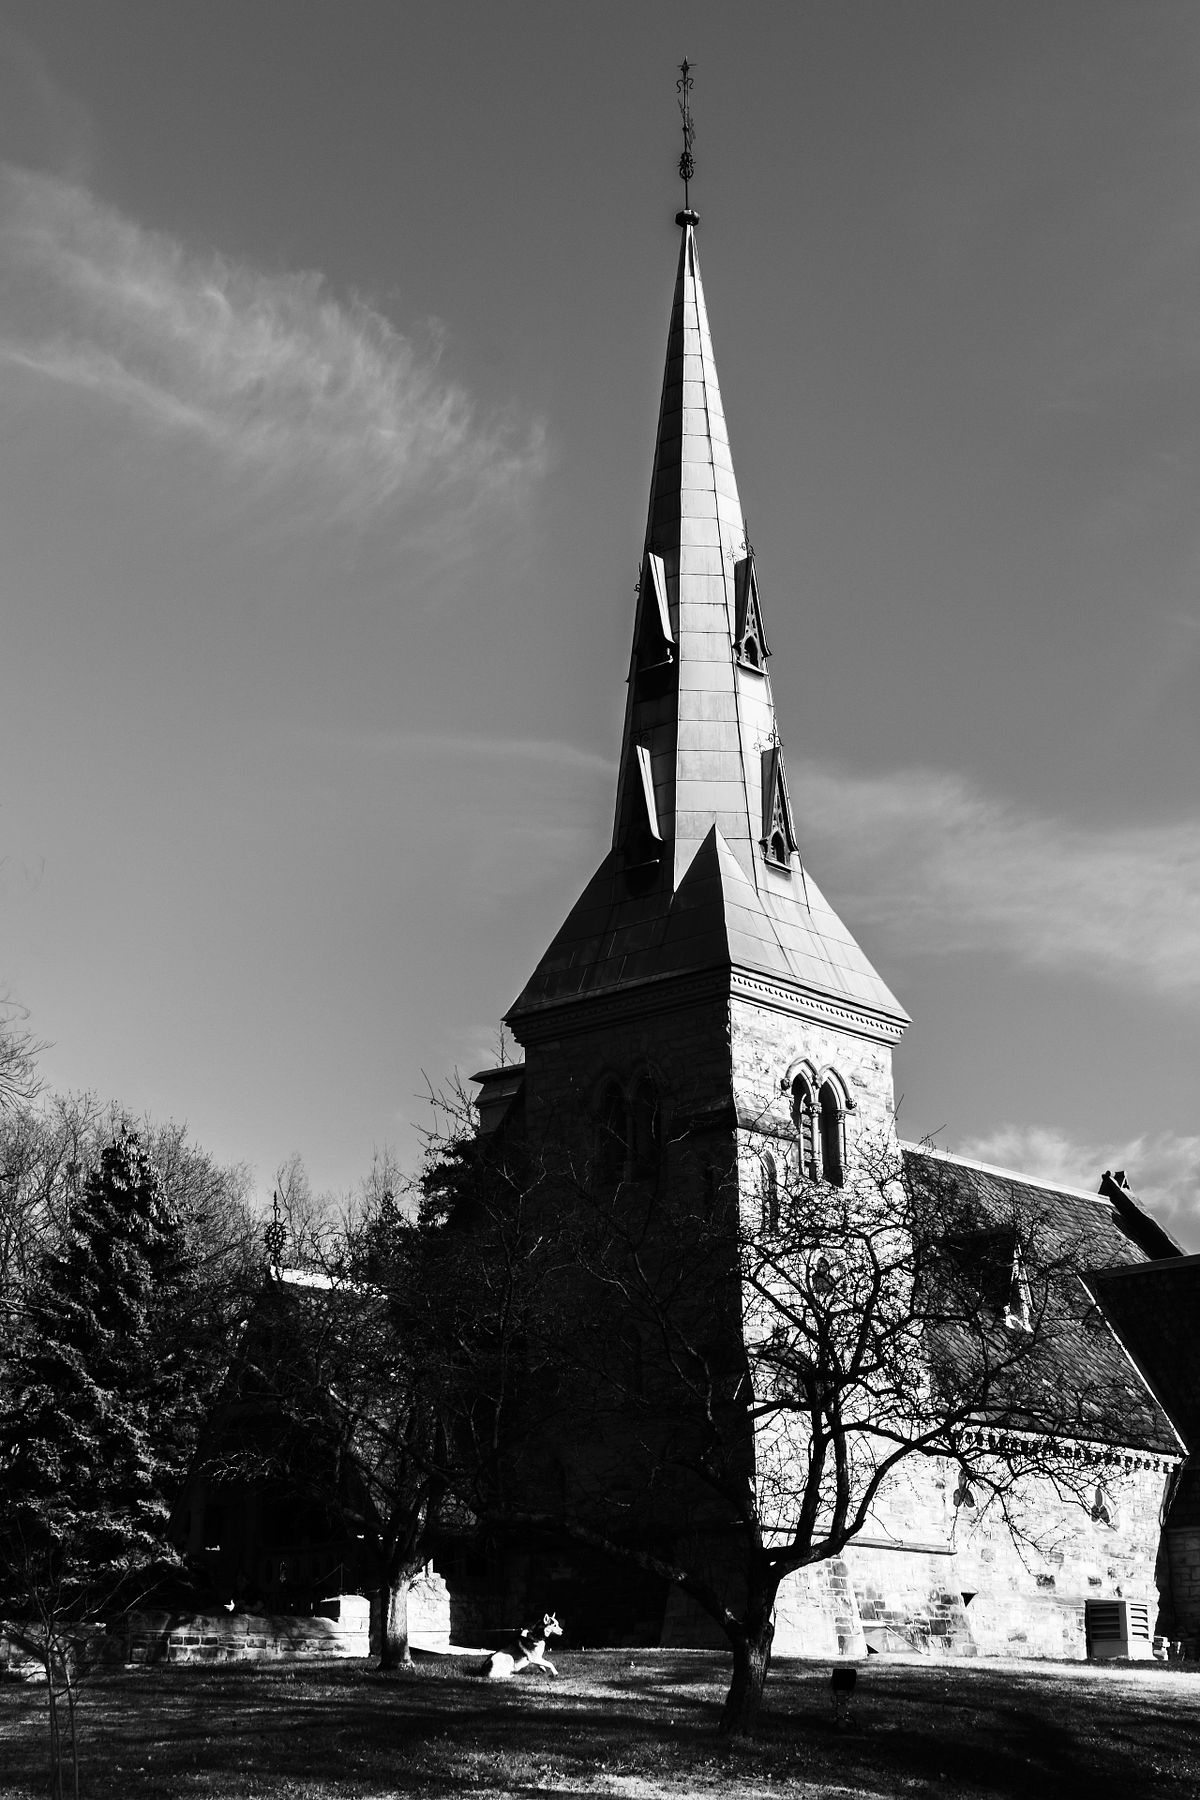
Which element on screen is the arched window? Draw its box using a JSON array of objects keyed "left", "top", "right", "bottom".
[
  {"left": 630, "top": 1074, "right": 662, "bottom": 1180},
  {"left": 597, "top": 1080, "right": 629, "bottom": 1185},
  {"left": 760, "top": 1151, "right": 779, "bottom": 1233},
  {"left": 818, "top": 1083, "right": 844, "bottom": 1187},
  {"left": 791, "top": 1077, "right": 817, "bottom": 1179}
]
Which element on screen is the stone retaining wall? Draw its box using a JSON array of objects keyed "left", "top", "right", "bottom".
[{"left": 117, "top": 1595, "right": 370, "bottom": 1665}]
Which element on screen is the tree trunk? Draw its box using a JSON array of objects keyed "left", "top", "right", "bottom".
[
  {"left": 719, "top": 1605, "right": 775, "bottom": 1739},
  {"left": 378, "top": 1575, "right": 413, "bottom": 1670}
]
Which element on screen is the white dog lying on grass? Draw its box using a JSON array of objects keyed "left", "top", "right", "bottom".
[{"left": 479, "top": 1613, "right": 562, "bottom": 1679}]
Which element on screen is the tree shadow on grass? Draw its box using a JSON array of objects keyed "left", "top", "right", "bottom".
[{"left": 6, "top": 1657, "right": 1199, "bottom": 1800}]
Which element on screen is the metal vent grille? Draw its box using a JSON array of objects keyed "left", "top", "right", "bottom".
[{"left": 1085, "top": 1599, "right": 1152, "bottom": 1651}]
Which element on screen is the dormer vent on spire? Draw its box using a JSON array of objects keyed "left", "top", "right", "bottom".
[
  {"left": 507, "top": 194, "right": 910, "bottom": 1047},
  {"left": 635, "top": 743, "right": 663, "bottom": 847},
  {"left": 633, "top": 551, "right": 675, "bottom": 685},
  {"left": 761, "top": 743, "right": 798, "bottom": 870},
  {"left": 733, "top": 553, "right": 771, "bottom": 671}
]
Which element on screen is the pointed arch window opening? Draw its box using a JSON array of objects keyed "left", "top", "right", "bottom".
[
  {"left": 818, "top": 1083, "right": 845, "bottom": 1188},
  {"left": 761, "top": 745, "right": 798, "bottom": 871},
  {"left": 733, "top": 555, "right": 771, "bottom": 673},
  {"left": 597, "top": 1080, "right": 630, "bottom": 1187},
  {"left": 631, "top": 1074, "right": 663, "bottom": 1181},
  {"left": 791, "top": 1077, "right": 819, "bottom": 1181},
  {"left": 760, "top": 1150, "right": 780, "bottom": 1235},
  {"left": 791, "top": 1074, "right": 847, "bottom": 1187}
]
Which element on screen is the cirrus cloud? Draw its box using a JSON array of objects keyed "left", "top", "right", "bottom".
[
  {"left": 0, "top": 164, "right": 546, "bottom": 520},
  {"left": 794, "top": 761, "right": 1200, "bottom": 1000}
]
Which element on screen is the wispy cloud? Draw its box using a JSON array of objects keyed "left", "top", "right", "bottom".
[
  {"left": 331, "top": 728, "right": 615, "bottom": 780},
  {"left": 0, "top": 165, "right": 545, "bottom": 519},
  {"left": 0, "top": 29, "right": 93, "bottom": 179},
  {"left": 953, "top": 1122, "right": 1200, "bottom": 1249},
  {"left": 794, "top": 761, "right": 1200, "bottom": 998}
]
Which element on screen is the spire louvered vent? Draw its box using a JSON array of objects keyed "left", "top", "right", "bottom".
[
  {"left": 633, "top": 552, "right": 674, "bottom": 685},
  {"left": 761, "top": 744, "right": 798, "bottom": 869},
  {"left": 733, "top": 554, "right": 771, "bottom": 671}
]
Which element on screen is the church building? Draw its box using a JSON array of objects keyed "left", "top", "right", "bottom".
[{"left": 472, "top": 164, "right": 1196, "bottom": 1661}]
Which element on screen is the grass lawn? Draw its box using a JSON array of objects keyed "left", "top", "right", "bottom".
[{"left": 1, "top": 1650, "right": 1198, "bottom": 1800}]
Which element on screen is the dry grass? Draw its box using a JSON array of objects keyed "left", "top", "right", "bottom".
[{"left": 1, "top": 1650, "right": 1198, "bottom": 1799}]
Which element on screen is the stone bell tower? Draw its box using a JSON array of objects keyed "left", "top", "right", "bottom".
[{"left": 497, "top": 196, "right": 909, "bottom": 1209}]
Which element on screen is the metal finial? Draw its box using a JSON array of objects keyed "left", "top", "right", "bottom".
[
  {"left": 676, "top": 59, "right": 695, "bottom": 209},
  {"left": 264, "top": 1188, "right": 287, "bottom": 1268}
]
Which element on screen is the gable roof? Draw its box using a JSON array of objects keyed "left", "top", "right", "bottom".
[
  {"left": 903, "top": 1145, "right": 1182, "bottom": 1458},
  {"left": 1084, "top": 1256, "right": 1200, "bottom": 1455}
]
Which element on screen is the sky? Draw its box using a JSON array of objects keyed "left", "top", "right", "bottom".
[{"left": 0, "top": 2, "right": 1198, "bottom": 1246}]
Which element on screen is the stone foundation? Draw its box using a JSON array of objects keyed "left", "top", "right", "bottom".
[{"left": 767, "top": 1458, "right": 1173, "bottom": 1661}]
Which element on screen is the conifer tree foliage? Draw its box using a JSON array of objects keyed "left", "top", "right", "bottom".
[
  {"left": 0, "top": 1126, "right": 207, "bottom": 1610},
  {"left": 208, "top": 1157, "right": 462, "bottom": 1671}
]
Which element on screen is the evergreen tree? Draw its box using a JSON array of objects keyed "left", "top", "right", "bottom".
[{"left": 0, "top": 1126, "right": 193, "bottom": 1609}]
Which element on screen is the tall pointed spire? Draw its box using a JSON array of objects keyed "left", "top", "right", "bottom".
[
  {"left": 615, "top": 205, "right": 781, "bottom": 892},
  {"left": 509, "top": 130, "right": 908, "bottom": 1045}
]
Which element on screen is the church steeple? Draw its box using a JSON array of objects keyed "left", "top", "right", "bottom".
[
  {"left": 613, "top": 206, "right": 787, "bottom": 893},
  {"left": 509, "top": 182, "right": 908, "bottom": 1048}
]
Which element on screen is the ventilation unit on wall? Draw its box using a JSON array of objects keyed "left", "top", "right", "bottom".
[{"left": 1085, "top": 1598, "right": 1153, "bottom": 1661}]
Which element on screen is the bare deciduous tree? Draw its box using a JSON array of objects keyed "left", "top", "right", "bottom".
[{"left": 423, "top": 1097, "right": 1164, "bottom": 1736}]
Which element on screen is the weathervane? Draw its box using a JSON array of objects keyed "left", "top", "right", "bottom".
[
  {"left": 264, "top": 1187, "right": 286, "bottom": 1270},
  {"left": 677, "top": 59, "right": 695, "bottom": 210}
]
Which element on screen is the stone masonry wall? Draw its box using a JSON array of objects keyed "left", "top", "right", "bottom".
[
  {"left": 116, "top": 1595, "right": 371, "bottom": 1665},
  {"left": 519, "top": 986, "right": 734, "bottom": 1162},
  {"left": 772, "top": 1458, "right": 1171, "bottom": 1660},
  {"left": 730, "top": 995, "right": 898, "bottom": 1161}
]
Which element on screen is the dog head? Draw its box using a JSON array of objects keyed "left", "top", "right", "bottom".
[{"left": 542, "top": 1613, "right": 563, "bottom": 1638}]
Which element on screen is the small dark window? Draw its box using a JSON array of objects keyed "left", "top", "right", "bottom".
[
  {"left": 792, "top": 1077, "right": 817, "bottom": 1178},
  {"left": 760, "top": 1152, "right": 779, "bottom": 1233},
  {"left": 597, "top": 1081, "right": 629, "bottom": 1184},
  {"left": 630, "top": 1075, "right": 662, "bottom": 1180},
  {"left": 819, "top": 1083, "right": 844, "bottom": 1187}
]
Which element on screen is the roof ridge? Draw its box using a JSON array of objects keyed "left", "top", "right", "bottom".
[{"left": 901, "top": 1140, "right": 1111, "bottom": 1206}]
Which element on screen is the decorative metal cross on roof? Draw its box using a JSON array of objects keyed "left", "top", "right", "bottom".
[{"left": 677, "top": 59, "right": 695, "bottom": 207}]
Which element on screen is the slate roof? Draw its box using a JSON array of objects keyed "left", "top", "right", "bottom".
[
  {"left": 903, "top": 1145, "right": 1182, "bottom": 1458},
  {"left": 511, "top": 827, "right": 906, "bottom": 1031},
  {"left": 510, "top": 212, "right": 907, "bottom": 1038},
  {"left": 1084, "top": 1256, "right": 1200, "bottom": 1456}
]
